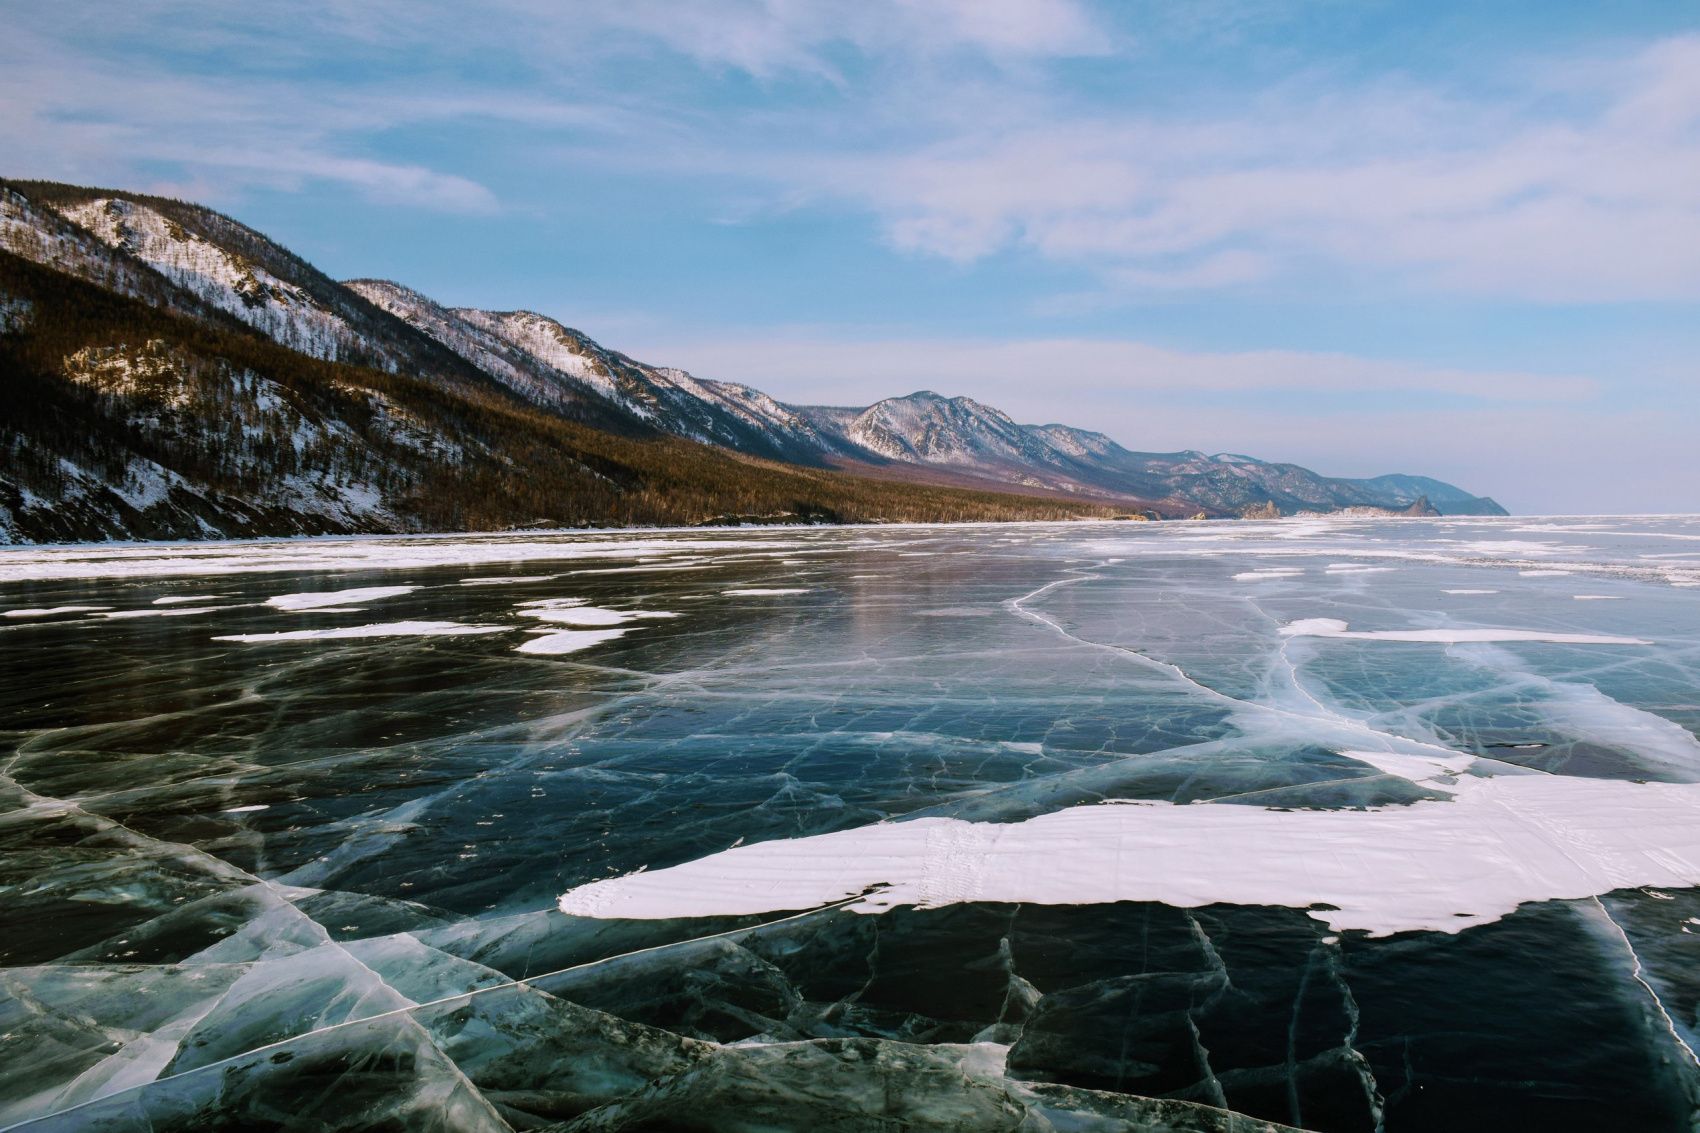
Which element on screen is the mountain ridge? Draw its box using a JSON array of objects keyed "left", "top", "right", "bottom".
[{"left": 0, "top": 179, "right": 1506, "bottom": 544}]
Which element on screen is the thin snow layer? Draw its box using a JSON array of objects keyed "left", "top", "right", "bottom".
[
  {"left": 2, "top": 605, "right": 111, "bottom": 617},
  {"left": 1573, "top": 595, "right": 1624, "bottom": 601},
  {"left": 556, "top": 750, "right": 1700, "bottom": 937},
  {"left": 516, "top": 628, "right": 629, "bottom": 655},
  {"left": 100, "top": 607, "right": 224, "bottom": 619},
  {"left": 1520, "top": 569, "right": 1576, "bottom": 577},
  {"left": 153, "top": 595, "right": 228, "bottom": 605},
  {"left": 459, "top": 575, "right": 556, "bottom": 586},
  {"left": 722, "top": 588, "right": 811, "bottom": 596},
  {"left": 523, "top": 606, "right": 678, "bottom": 627},
  {"left": 1443, "top": 589, "right": 1498, "bottom": 595},
  {"left": 1232, "top": 569, "right": 1302, "bottom": 582},
  {"left": 1280, "top": 618, "right": 1650, "bottom": 646},
  {"left": 0, "top": 536, "right": 807, "bottom": 582},
  {"left": 265, "top": 585, "right": 417, "bottom": 611},
  {"left": 214, "top": 621, "right": 504, "bottom": 643}
]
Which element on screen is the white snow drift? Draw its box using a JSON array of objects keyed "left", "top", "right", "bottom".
[{"left": 557, "top": 749, "right": 1700, "bottom": 937}]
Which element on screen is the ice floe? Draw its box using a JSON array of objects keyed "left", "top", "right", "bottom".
[{"left": 556, "top": 748, "right": 1700, "bottom": 937}]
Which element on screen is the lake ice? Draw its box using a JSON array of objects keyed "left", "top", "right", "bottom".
[{"left": 2, "top": 515, "right": 1697, "bottom": 1131}]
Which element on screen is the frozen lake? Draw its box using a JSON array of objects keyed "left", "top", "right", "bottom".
[{"left": 2, "top": 516, "right": 1698, "bottom": 1131}]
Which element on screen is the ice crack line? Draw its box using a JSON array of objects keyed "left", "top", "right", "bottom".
[
  {"left": 1589, "top": 897, "right": 1700, "bottom": 1072},
  {"left": 1005, "top": 564, "right": 1499, "bottom": 769},
  {"left": 0, "top": 893, "right": 874, "bottom": 1133}
]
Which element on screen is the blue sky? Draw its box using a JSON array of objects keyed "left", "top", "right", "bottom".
[{"left": 6, "top": 0, "right": 1698, "bottom": 512}]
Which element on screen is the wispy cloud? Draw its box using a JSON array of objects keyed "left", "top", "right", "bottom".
[
  {"left": 9, "top": 5, "right": 1696, "bottom": 300},
  {"left": 741, "top": 35, "right": 1700, "bottom": 301}
]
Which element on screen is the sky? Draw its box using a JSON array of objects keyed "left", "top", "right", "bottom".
[{"left": 5, "top": 0, "right": 1698, "bottom": 513}]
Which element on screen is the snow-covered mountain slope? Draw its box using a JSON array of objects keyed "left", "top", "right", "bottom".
[
  {"left": 461, "top": 308, "right": 835, "bottom": 461},
  {"left": 347, "top": 282, "right": 835, "bottom": 462},
  {"left": 0, "top": 186, "right": 229, "bottom": 324},
  {"left": 54, "top": 195, "right": 367, "bottom": 362},
  {"left": 8, "top": 182, "right": 508, "bottom": 399},
  {"left": 342, "top": 281, "right": 646, "bottom": 431}
]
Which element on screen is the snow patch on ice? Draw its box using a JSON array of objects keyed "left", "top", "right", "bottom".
[
  {"left": 265, "top": 586, "right": 417, "bottom": 611},
  {"left": 1280, "top": 618, "right": 1649, "bottom": 646},
  {"left": 556, "top": 749, "right": 1700, "bottom": 937},
  {"left": 521, "top": 605, "right": 678, "bottom": 627},
  {"left": 101, "top": 607, "right": 224, "bottom": 619},
  {"left": 722, "top": 588, "right": 811, "bottom": 596},
  {"left": 215, "top": 621, "right": 503, "bottom": 642},
  {"left": 516, "top": 628, "right": 629, "bottom": 655}
]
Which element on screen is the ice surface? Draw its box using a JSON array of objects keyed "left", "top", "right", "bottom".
[{"left": 5, "top": 515, "right": 1700, "bottom": 1132}]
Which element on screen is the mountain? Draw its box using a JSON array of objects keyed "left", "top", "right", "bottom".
[
  {"left": 1342, "top": 474, "right": 1505, "bottom": 516},
  {"left": 0, "top": 185, "right": 1118, "bottom": 543},
  {"left": 791, "top": 393, "right": 1504, "bottom": 516},
  {"left": 0, "top": 179, "right": 1505, "bottom": 544}
]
